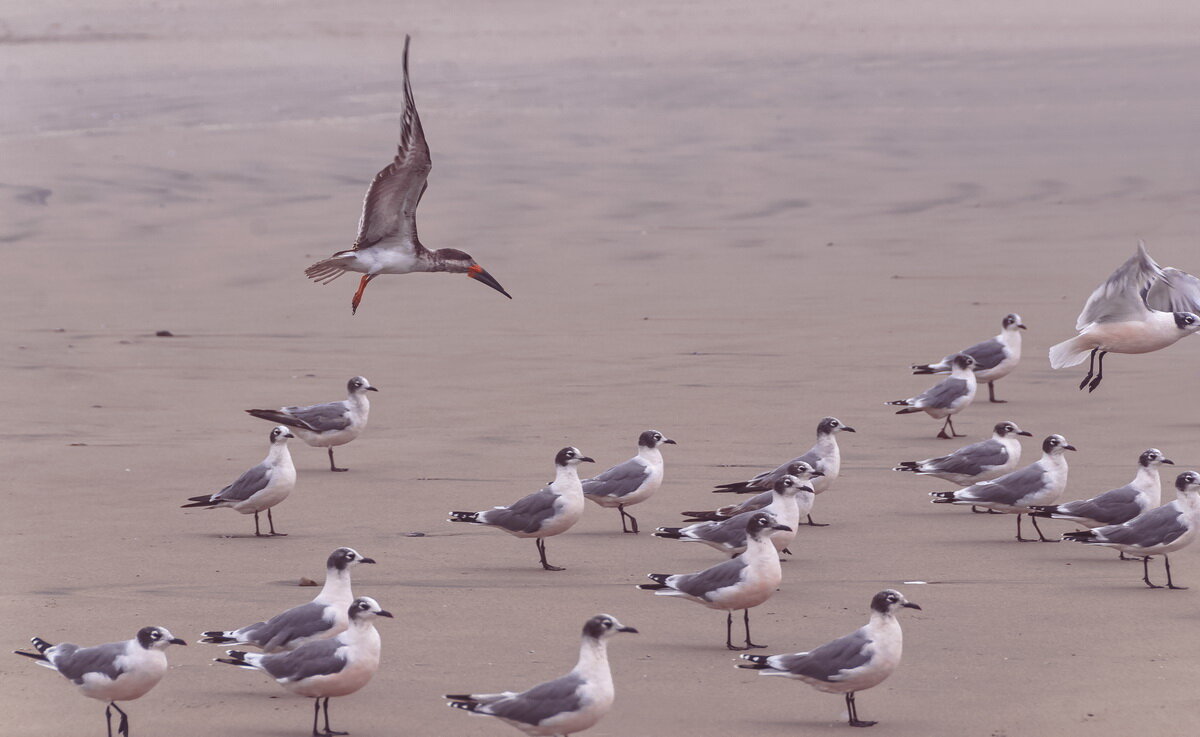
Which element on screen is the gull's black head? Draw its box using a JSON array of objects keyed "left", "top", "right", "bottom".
[
  {"left": 1002, "top": 313, "right": 1027, "bottom": 330},
  {"left": 270, "top": 426, "right": 295, "bottom": 443},
  {"left": 349, "top": 596, "right": 393, "bottom": 621},
  {"left": 951, "top": 353, "right": 976, "bottom": 371},
  {"left": 1139, "top": 448, "right": 1173, "bottom": 468},
  {"left": 775, "top": 475, "right": 814, "bottom": 495},
  {"left": 994, "top": 421, "right": 1032, "bottom": 438},
  {"left": 638, "top": 430, "right": 676, "bottom": 449},
  {"left": 870, "top": 589, "right": 921, "bottom": 615},
  {"left": 329, "top": 546, "right": 376, "bottom": 571},
  {"left": 137, "top": 626, "right": 187, "bottom": 650},
  {"left": 818, "top": 417, "right": 855, "bottom": 435},
  {"left": 785, "top": 461, "right": 823, "bottom": 479},
  {"left": 746, "top": 511, "right": 792, "bottom": 537},
  {"left": 1175, "top": 471, "right": 1200, "bottom": 493},
  {"left": 1042, "top": 434, "right": 1076, "bottom": 454},
  {"left": 348, "top": 376, "right": 378, "bottom": 394},
  {"left": 582, "top": 613, "right": 638, "bottom": 640},
  {"left": 555, "top": 447, "right": 595, "bottom": 467},
  {"left": 1174, "top": 312, "right": 1200, "bottom": 331}
]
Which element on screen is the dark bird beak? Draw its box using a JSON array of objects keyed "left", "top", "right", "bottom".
[
  {"left": 663, "top": 438, "right": 677, "bottom": 445},
  {"left": 902, "top": 602, "right": 922, "bottom": 611},
  {"left": 772, "top": 523, "right": 793, "bottom": 532},
  {"left": 377, "top": 610, "right": 395, "bottom": 619},
  {"left": 366, "top": 386, "right": 379, "bottom": 392},
  {"left": 1017, "top": 430, "right": 1033, "bottom": 437},
  {"left": 810, "top": 470, "right": 825, "bottom": 478},
  {"left": 1064, "top": 444, "right": 1078, "bottom": 452},
  {"left": 843, "top": 426, "right": 857, "bottom": 433},
  {"left": 170, "top": 638, "right": 188, "bottom": 645},
  {"left": 1017, "top": 324, "right": 1027, "bottom": 330},
  {"left": 468, "top": 265, "right": 513, "bottom": 299},
  {"left": 617, "top": 625, "right": 639, "bottom": 633},
  {"left": 360, "top": 557, "right": 377, "bottom": 565},
  {"left": 1163, "top": 458, "right": 1176, "bottom": 465},
  {"left": 580, "top": 456, "right": 596, "bottom": 463},
  {"left": 284, "top": 432, "right": 295, "bottom": 438}
]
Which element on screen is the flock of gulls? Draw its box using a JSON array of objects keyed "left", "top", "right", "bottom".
[{"left": 16, "top": 33, "right": 1200, "bottom": 737}]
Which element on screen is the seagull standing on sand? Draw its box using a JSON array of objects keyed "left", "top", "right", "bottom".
[
  {"left": 216, "top": 597, "right": 392, "bottom": 737},
  {"left": 682, "top": 462, "right": 822, "bottom": 522},
  {"left": 304, "top": 35, "right": 511, "bottom": 313},
  {"left": 638, "top": 512, "right": 791, "bottom": 650},
  {"left": 246, "top": 376, "right": 377, "bottom": 472},
  {"left": 912, "top": 313, "right": 1026, "bottom": 403},
  {"left": 1029, "top": 448, "right": 1172, "bottom": 538},
  {"left": 894, "top": 421, "right": 1032, "bottom": 485},
  {"left": 655, "top": 476, "right": 812, "bottom": 557},
  {"left": 737, "top": 589, "right": 920, "bottom": 728},
  {"left": 1049, "top": 241, "right": 1200, "bottom": 392},
  {"left": 1063, "top": 471, "right": 1200, "bottom": 589},
  {"left": 445, "top": 614, "right": 637, "bottom": 737},
  {"left": 711, "top": 417, "right": 855, "bottom": 526},
  {"left": 931, "top": 434, "right": 1076, "bottom": 542},
  {"left": 181, "top": 426, "right": 296, "bottom": 536},
  {"left": 200, "top": 547, "right": 375, "bottom": 652},
  {"left": 887, "top": 354, "right": 977, "bottom": 439},
  {"left": 582, "top": 430, "right": 675, "bottom": 534},
  {"left": 14, "top": 626, "right": 186, "bottom": 737},
  {"left": 449, "top": 447, "right": 594, "bottom": 571}
]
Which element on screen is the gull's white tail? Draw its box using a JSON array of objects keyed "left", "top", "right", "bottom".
[{"left": 1048, "top": 335, "right": 1092, "bottom": 369}]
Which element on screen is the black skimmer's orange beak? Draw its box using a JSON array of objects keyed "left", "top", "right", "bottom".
[{"left": 467, "top": 264, "right": 512, "bottom": 299}]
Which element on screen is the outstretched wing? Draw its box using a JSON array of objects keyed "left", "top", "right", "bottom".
[
  {"left": 354, "top": 35, "right": 433, "bottom": 251},
  {"left": 1076, "top": 242, "right": 1160, "bottom": 329}
]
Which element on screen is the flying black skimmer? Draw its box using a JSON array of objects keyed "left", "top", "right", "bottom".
[
  {"left": 912, "top": 313, "right": 1026, "bottom": 403},
  {"left": 304, "top": 35, "right": 511, "bottom": 313}
]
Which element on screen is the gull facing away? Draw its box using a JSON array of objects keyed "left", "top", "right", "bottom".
[
  {"left": 886, "top": 354, "right": 977, "bottom": 439},
  {"left": 181, "top": 426, "right": 296, "bottom": 536},
  {"left": 738, "top": 590, "right": 920, "bottom": 728},
  {"left": 711, "top": 416, "right": 856, "bottom": 526},
  {"left": 14, "top": 626, "right": 186, "bottom": 737},
  {"left": 682, "top": 461, "right": 822, "bottom": 522},
  {"left": 445, "top": 614, "right": 637, "bottom": 737},
  {"left": 894, "top": 421, "right": 1032, "bottom": 485},
  {"left": 931, "top": 435, "right": 1076, "bottom": 542},
  {"left": 216, "top": 597, "right": 392, "bottom": 737},
  {"left": 246, "top": 376, "right": 377, "bottom": 472},
  {"left": 638, "top": 512, "right": 791, "bottom": 650},
  {"left": 912, "top": 313, "right": 1026, "bottom": 403},
  {"left": 304, "top": 35, "right": 511, "bottom": 314},
  {"left": 449, "top": 447, "right": 594, "bottom": 571},
  {"left": 582, "top": 430, "right": 676, "bottom": 533},
  {"left": 1049, "top": 241, "right": 1200, "bottom": 392},
  {"left": 1030, "top": 448, "right": 1172, "bottom": 558},
  {"left": 656, "top": 476, "right": 813, "bottom": 557},
  {"left": 1063, "top": 471, "right": 1200, "bottom": 589},
  {"left": 200, "top": 547, "right": 375, "bottom": 652}
]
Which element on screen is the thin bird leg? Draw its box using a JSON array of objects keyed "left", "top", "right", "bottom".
[
  {"left": 947, "top": 416, "right": 965, "bottom": 438},
  {"left": 322, "top": 696, "right": 347, "bottom": 736},
  {"left": 1029, "top": 515, "right": 1057, "bottom": 542},
  {"left": 1079, "top": 348, "right": 1098, "bottom": 391},
  {"left": 350, "top": 274, "right": 376, "bottom": 315},
  {"left": 536, "top": 538, "right": 564, "bottom": 571},
  {"left": 1164, "top": 555, "right": 1187, "bottom": 590},
  {"left": 618, "top": 504, "right": 638, "bottom": 534},
  {"left": 937, "top": 417, "right": 953, "bottom": 440},
  {"left": 311, "top": 698, "right": 322, "bottom": 737},
  {"left": 805, "top": 513, "right": 829, "bottom": 527},
  {"left": 267, "top": 508, "right": 286, "bottom": 536},
  {"left": 742, "top": 608, "right": 766, "bottom": 650},
  {"left": 253, "top": 511, "right": 262, "bottom": 537},
  {"left": 724, "top": 610, "right": 738, "bottom": 650},
  {"left": 1015, "top": 514, "right": 1036, "bottom": 542},
  {"left": 105, "top": 703, "right": 115, "bottom": 737},
  {"left": 328, "top": 447, "right": 348, "bottom": 473},
  {"left": 109, "top": 702, "right": 129, "bottom": 737},
  {"left": 988, "top": 381, "right": 1005, "bottom": 403},
  {"left": 847, "top": 691, "right": 877, "bottom": 727},
  {"left": 1087, "top": 351, "right": 1107, "bottom": 393},
  {"left": 1142, "top": 556, "right": 1162, "bottom": 588}
]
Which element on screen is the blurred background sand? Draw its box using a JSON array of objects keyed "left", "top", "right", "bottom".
[{"left": 4, "top": 2, "right": 1200, "bottom": 735}]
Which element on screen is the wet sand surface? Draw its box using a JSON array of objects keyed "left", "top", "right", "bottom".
[{"left": 5, "top": 2, "right": 1200, "bottom": 735}]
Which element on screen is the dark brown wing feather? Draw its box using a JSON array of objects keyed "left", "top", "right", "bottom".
[{"left": 354, "top": 35, "right": 432, "bottom": 251}]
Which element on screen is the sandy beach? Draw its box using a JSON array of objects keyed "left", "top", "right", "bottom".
[{"left": 5, "top": 2, "right": 1200, "bottom": 735}]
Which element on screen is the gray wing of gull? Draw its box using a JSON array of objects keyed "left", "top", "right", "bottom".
[
  {"left": 282, "top": 402, "right": 352, "bottom": 433},
  {"left": 213, "top": 463, "right": 272, "bottom": 503},
  {"left": 1146, "top": 267, "right": 1200, "bottom": 314},
  {"left": 958, "top": 464, "right": 1047, "bottom": 506},
  {"left": 962, "top": 337, "right": 1007, "bottom": 371},
  {"left": 747, "top": 447, "right": 823, "bottom": 489},
  {"left": 481, "top": 487, "right": 558, "bottom": 534},
  {"left": 670, "top": 557, "right": 748, "bottom": 600},
  {"left": 1094, "top": 504, "right": 1188, "bottom": 547},
  {"left": 924, "top": 439, "right": 1008, "bottom": 476},
  {"left": 238, "top": 602, "right": 334, "bottom": 650},
  {"left": 258, "top": 638, "right": 347, "bottom": 682},
  {"left": 582, "top": 458, "right": 650, "bottom": 500},
  {"left": 482, "top": 673, "right": 585, "bottom": 726},
  {"left": 354, "top": 37, "right": 432, "bottom": 250},
  {"left": 50, "top": 642, "right": 126, "bottom": 683},
  {"left": 682, "top": 512, "right": 752, "bottom": 548},
  {"left": 1057, "top": 485, "right": 1144, "bottom": 525},
  {"left": 770, "top": 627, "right": 872, "bottom": 682},
  {"left": 1076, "top": 244, "right": 1159, "bottom": 329},
  {"left": 914, "top": 377, "right": 969, "bottom": 409}
]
